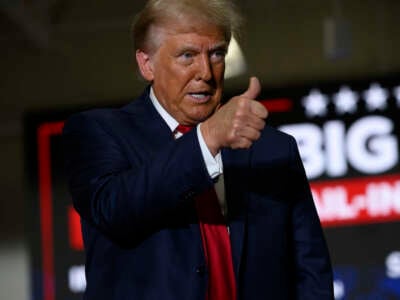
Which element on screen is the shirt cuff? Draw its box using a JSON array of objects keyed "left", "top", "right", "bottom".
[{"left": 196, "top": 125, "right": 223, "bottom": 179}]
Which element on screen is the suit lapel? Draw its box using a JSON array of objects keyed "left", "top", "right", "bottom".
[
  {"left": 222, "top": 148, "right": 250, "bottom": 279},
  {"left": 121, "top": 87, "right": 174, "bottom": 150},
  {"left": 121, "top": 88, "right": 203, "bottom": 256}
]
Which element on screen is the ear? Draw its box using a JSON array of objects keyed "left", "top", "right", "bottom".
[{"left": 136, "top": 49, "right": 154, "bottom": 81}]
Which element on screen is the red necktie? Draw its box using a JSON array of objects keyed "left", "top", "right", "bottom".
[
  {"left": 176, "top": 124, "right": 194, "bottom": 135},
  {"left": 176, "top": 124, "right": 237, "bottom": 300}
]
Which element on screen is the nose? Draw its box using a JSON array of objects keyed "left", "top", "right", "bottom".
[{"left": 196, "top": 54, "right": 212, "bottom": 82}]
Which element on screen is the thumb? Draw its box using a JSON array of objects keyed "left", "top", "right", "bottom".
[{"left": 240, "top": 76, "right": 261, "bottom": 99}]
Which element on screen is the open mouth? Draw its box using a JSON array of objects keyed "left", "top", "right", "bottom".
[{"left": 188, "top": 92, "right": 212, "bottom": 102}]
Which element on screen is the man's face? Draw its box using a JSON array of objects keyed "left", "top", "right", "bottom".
[{"left": 141, "top": 23, "right": 228, "bottom": 125}]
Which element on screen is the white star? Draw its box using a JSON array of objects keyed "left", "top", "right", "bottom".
[
  {"left": 363, "top": 83, "right": 388, "bottom": 111},
  {"left": 393, "top": 85, "right": 400, "bottom": 108},
  {"left": 302, "top": 89, "right": 329, "bottom": 117},
  {"left": 333, "top": 85, "right": 359, "bottom": 114}
]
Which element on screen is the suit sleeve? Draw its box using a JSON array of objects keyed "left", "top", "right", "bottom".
[
  {"left": 63, "top": 112, "right": 213, "bottom": 245},
  {"left": 288, "top": 136, "right": 334, "bottom": 300}
]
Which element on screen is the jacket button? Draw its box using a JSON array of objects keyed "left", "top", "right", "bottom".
[
  {"left": 195, "top": 265, "right": 207, "bottom": 276},
  {"left": 183, "top": 189, "right": 195, "bottom": 200}
]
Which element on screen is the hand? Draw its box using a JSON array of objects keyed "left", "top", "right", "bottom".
[{"left": 201, "top": 77, "right": 269, "bottom": 156}]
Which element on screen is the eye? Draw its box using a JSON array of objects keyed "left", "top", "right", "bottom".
[
  {"left": 182, "top": 52, "right": 194, "bottom": 59},
  {"left": 210, "top": 49, "right": 227, "bottom": 63},
  {"left": 177, "top": 51, "right": 195, "bottom": 63}
]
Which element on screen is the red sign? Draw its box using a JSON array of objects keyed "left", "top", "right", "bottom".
[{"left": 311, "top": 174, "right": 400, "bottom": 227}]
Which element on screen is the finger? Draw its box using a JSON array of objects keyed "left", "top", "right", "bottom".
[
  {"left": 231, "top": 137, "right": 253, "bottom": 149},
  {"left": 236, "top": 126, "right": 262, "bottom": 142},
  {"left": 240, "top": 76, "right": 261, "bottom": 99},
  {"left": 246, "top": 116, "right": 266, "bottom": 131},
  {"left": 250, "top": 101, "right": 268, "bottom": 119}
]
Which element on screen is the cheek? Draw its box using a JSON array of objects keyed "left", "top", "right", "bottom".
[
  {"left": 172, "top": 66, "right": 195, "bottom": 85},
  {"left": 215, "top": 64, "right": 225, "bottom": 77}
]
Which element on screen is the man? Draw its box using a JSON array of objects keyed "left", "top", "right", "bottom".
[{"left": 63, "top": 0, "right": 334, "bottom": 299}]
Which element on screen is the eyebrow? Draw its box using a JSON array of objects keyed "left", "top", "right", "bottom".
[
  {"left": 177, "top": 41, "right": 228, "bottom": 53},
  {"left": 209, "top": 41, "right": 229, "bottom": 52}
]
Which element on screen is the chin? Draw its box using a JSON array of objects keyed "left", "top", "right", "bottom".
[
  {"left": 195, "top": 113, "right": 215, "bottom": 123},
  {"left": 184, "top": 106, "right": 217, "bottom": 124}
]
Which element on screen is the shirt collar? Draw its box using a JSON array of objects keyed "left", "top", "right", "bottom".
[{"left": 149, "top": 86, "right": 178, "bottom": 132}]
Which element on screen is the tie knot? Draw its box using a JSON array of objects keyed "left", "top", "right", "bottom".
[{"left": 176, "top": 124, "right": 194, "bottom": 135}]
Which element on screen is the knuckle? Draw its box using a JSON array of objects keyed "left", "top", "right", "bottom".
[
  {"left": 227, "top": 131, "right": 237, "bottom": 143},
  {"left": 234, "top": 105, "right": 247, "bottom": 117},
  {"left": 238, "top": 97, "right": 249, "bottom": 109},
  {"left": 257, "top": 119, "right": 266, "bottom": 130},
  {"left": 232, "top": 121, "right": 241, "bottom": 131},
  {"left": 234, "top": 110, "right": 243, "bottom": 119},
  {"left": 243, "top": 140, "right": 252, "bottom": 148}
]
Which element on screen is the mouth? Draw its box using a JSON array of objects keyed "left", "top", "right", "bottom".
[{"left": 187, "top": 91, "right": 212, "bottom": 103}]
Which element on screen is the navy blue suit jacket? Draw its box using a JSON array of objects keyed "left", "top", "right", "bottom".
[{"left": 63, "top": 88, "right": 333, "bottom": 300}]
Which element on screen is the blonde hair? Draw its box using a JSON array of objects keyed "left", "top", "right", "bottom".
[{"left": 132, "top": 0, "right": 242, "bottom": 52}]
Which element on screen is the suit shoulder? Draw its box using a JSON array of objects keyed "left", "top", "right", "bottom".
[
  {"left": 63, "top": 107, "right": 125, "bottom": 134},
  {"left": 65, "top": 108, "right": 118, "bottom": 128},
  {"left": 64, "top": 88, "right": 149, "bottom": 131},
  {"left": 251, "top": 125, "right": 299, "bottom": 164},
  {"left": 261, "top": 125, "right": 297, "bottom": 146}
]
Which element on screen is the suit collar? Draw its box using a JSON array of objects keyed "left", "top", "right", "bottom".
[
  {"left": 121, "top": 86, "right": 174, "bottom": 145},
  {"left": 148, "top": 86, "right": 179, "bottom": 132}
]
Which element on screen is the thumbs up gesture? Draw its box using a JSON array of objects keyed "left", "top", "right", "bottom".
[{"left": 201, "top": 77, "right": 269, "bottom": 155}]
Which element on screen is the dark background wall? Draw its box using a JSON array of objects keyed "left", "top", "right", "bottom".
[{"left": 1, "top": 1, "right": 400, "bottom": 299}]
